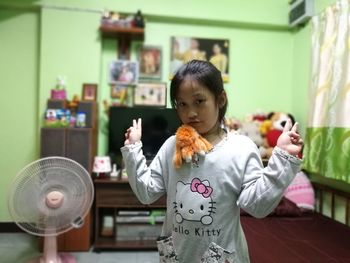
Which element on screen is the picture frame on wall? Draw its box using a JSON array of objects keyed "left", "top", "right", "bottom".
[
  {"left": 138, "top": 46, "right": 162, "bottom": 80},
  {"left": 82, "top": 83, "right": 97, "bottom": 101},
  {"left": 109, "top": 60, "right": 139, "bottom": 85},
  {"left": 134, "top": 82, "right": 167, "bottom": 107},
  {"left": 170, "top": 36, "right": 229, "bottom": 82},
  {"left": 111, "top": 84, "right": 130, "bottom": 99}
]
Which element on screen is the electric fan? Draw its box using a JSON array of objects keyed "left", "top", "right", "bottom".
[{"left": 8, "top": 157, "right": 94, "bottom": 263}]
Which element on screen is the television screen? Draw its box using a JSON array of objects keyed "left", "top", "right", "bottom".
[{"left": 108, "top": 107, "right": 181, "bottom": 166}]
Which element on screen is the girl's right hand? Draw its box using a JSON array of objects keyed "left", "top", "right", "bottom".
[{"left": 124, "top": 118, "right": 142, "bottom": 145}]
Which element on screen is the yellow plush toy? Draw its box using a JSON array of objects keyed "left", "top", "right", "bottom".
[
  {"left": 259, "top": 119, "right": 272, "bottom": 136},
  {"left": 173, "top": 125, "right": 213, "bottom": 169}
]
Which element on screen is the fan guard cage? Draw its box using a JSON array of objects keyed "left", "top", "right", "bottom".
[{"left": 8, "top": 157, "right": 94, "bottom": 237}]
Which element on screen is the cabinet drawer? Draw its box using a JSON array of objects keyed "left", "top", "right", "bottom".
[
  {"left": 95, "top": 183, "right": 166, "bottom": 207},
  {"left": 96, "top": 184, "right": 141, "bottom": 206}
]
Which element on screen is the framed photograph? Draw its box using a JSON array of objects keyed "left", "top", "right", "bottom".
[
  {"left": 138, "top": 46, "right": 162, "bottom": 80},
  {"left": 170, "top": 36, "right": 229, "bottom": 82},
  {"left": 82, "top": 83, "right": 97, "bottom": 101},
  {"left": 134, "top": 82, "right": 167, "bottom": 107},
  {"left": 111, "top": 84, "right": 130, "bottom": 99},
  {"left": 109, "top": 60, "right": 139, "bottom": 85}
]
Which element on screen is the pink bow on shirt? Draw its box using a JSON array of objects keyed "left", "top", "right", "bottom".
[{"left": 190, "top": 178, "right": 213, "bottom": 198}]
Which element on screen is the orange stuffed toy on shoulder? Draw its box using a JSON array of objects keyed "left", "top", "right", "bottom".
[{"left": 173, "top": 125, "right": 213, "bottom": 169}]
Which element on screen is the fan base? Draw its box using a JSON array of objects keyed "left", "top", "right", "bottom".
[{"left": 27, "top": 253, "right": 76, "bottom": 263}]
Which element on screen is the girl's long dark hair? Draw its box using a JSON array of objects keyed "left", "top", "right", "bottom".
[{"left": 170, "top": 60, "right": 227, "bottom": 122}]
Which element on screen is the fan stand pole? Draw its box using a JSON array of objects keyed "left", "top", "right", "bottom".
[{"left": 42, "top": 235, "right": 60, "bottom": 263}]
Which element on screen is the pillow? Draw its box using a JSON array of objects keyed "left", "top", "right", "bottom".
[{"left": 284, "top": 171, "right": 315, "bottom": 211}]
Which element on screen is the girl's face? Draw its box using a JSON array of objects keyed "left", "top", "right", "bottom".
[{"left": 175, "top": 78, "right": 224, "bottom": 136}]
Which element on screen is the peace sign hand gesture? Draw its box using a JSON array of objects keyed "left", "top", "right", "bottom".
[
  {"left": 124, "top": 118, "right": 142, "bottom": 145},
  {"left": 276, "top": 119, "right": 303, "bottom": 157}
]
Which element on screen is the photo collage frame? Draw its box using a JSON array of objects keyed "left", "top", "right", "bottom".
[
  {"left": 108, "top": 37, "right": 230, "bottom": 107},
  {"left": 109, "top": 45, "right": 166, "bottom": 107}
]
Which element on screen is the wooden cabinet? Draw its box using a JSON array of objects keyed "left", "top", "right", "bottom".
[
  {"left": 40, "top": 101, "right": 97, "bottom": 251},
  {"left": 94, "top": 177, "right": 166, "bottom": 250}
]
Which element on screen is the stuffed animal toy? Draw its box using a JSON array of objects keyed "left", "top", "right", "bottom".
[
  {"left": 173, "top": 125, "right": 213, "bottom": 169},
  {"left": 260, "top": 112, "right": 295, "bottom": 159},
  {"left": 259, "top": 119, "right": 272, "bottom": 136},
  {"left": 224, "top": 117, "right": 242, "bottom": 132},
  {"left": 240, "top": 122, "right": 264, "bottom": 147}
]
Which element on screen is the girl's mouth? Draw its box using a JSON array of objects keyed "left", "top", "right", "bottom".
[{"left": 188, "top": 121, "right": 200, "bottom": 126}]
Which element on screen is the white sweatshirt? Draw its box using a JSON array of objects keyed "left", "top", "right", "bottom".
[{"left": 121, "top": 132, "right": 301, "bottom": 263}]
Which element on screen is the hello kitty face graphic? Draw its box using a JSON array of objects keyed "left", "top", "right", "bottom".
[{"left": 173, "top": 178, "right": 216, "bottom": 225}]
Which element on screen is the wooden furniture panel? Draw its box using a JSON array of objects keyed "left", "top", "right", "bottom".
[
  {"left": 47, "top": 99, "right": 68, "bottom": 109},
  {"left": 62, "top": 211, "right": 92, "bottom": 251},
  {"left": 66, "top": 128, "right": 95, "bottom": 173},
  {"left": 96, "top": 183, "right": 141, "bottom": 207},
  {"left": 40, "top": 101, "right": 97, "bottom": 252},
  {"left": 40, "top": 128, "right": 66, "bottom": 157},
  {"left": 100, "top": 25, "right": 144, "bottom": 40},
  {"left": 100, "top": 24, "right": 144, "bottom": 59},
  {"left": 94, "top": 178, "right": 166, "bottom": 250}
]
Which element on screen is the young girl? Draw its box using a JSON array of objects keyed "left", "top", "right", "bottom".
[{"left": 121, "top": 60, "right": 303, "bottom": 263}]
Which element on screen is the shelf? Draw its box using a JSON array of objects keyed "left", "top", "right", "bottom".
[
  {"left": 99, "top": 24, "right": 144, "bottom": 41},
  {"left": 94, "top": 237, "right": 157, "bottom": 250},
  {"left": 99, "top": 24, "right": 145, "bottom": 59},
  {"left": 94, "top": 177, "right": 129, "bottom": 184},
  {"left": 94, "top": 177, "right": 166, "bottom": 250}
]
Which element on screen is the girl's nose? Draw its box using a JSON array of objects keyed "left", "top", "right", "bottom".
[{"left": 188, "top": 109, "right": 197, "bottom": 119}]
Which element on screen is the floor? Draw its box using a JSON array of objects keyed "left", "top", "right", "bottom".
[{"left": 0, "top": 233, "right": 159, "bottom": 263}]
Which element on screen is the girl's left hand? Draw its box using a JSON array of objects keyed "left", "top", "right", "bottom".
[{"left": 276, "top": 119, "right": 303, "bottom": 157}]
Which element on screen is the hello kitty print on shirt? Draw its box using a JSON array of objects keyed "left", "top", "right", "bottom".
[{"left": 174, "top": 178, "right": 216, "bottom": 225}]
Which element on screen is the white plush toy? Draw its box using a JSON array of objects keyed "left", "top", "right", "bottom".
[{"left": 239, "top": 122, "right": 263, "bottom": 147}]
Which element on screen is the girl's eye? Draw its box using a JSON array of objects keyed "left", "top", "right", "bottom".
[
  {"left": 196, "top": 99, "right": 205, "bottom": 105},
  {"left": 177, "top": 102, "right": 186, "bottom": 107},
  {"left": 200, "top": 205, "right": 204, "bottom": 210},
  {"left": 180, "top": 203, "right": 183, "bottom": 208}
]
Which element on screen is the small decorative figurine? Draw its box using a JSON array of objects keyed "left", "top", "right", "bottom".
[
  {"left": 133, "top": 10, "right": 145, "bottom": 28},
  {"left": 76, "top": 111, "right": 86, "bottom": 128},
  {"left": 51, "top": 76, "right": 67, "bottom": 100}
]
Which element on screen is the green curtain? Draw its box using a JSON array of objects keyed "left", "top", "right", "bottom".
[{"left": 303, "top": 0, "right": 350, "bottom": 183}]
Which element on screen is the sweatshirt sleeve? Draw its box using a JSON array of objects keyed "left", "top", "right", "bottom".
[
  {"left": 237, "top": 142, "right": 302, "bottom": 218},
  {"left": 120, "top": 141, "right": 167, "bottom": 205}
]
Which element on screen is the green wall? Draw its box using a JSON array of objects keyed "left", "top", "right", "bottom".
[
  {"left": 0, "top": 8, "right": 39, "bottom": 221},
  {"left": 39, "top": 7, "right": 101, "bottom": 125},
  {"left": 31, "top": 0, "right": 290, "bottom": 27},
  {"left": 1, "top": 0, "right": 336, "bottom": 222}
]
